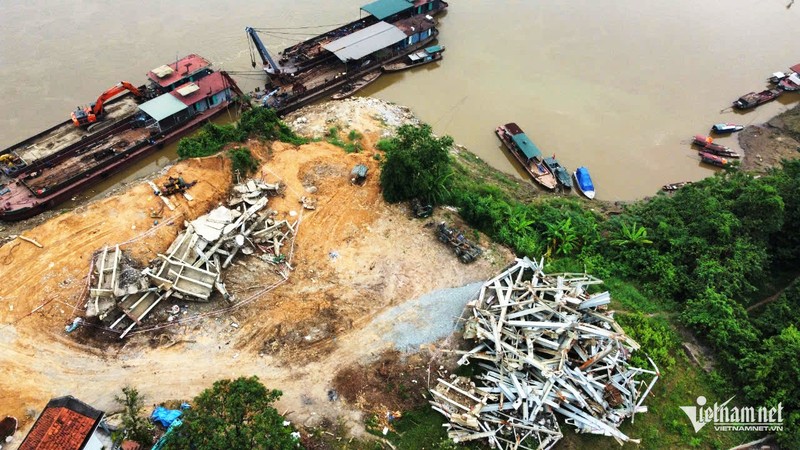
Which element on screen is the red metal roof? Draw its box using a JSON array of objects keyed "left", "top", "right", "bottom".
[
  {"left": 147, "top": 54, "right": 212, "bottom": 88},
  {"left": 19, "top": 396, "right": 103, "bottom": 450},
  {"left": 790, "top": 63, "right": 800, "bottom": 74},
  {"left": 169, "top": 71, "right": 230, "bottom": 106}
]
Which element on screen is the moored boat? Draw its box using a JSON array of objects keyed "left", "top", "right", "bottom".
[
  {"left": 692, "top": 134, "right": 740, "bottom": 158},
  {"left": 573, "top": 166, "right": 595, "bottom": 199},
  {"left": 382, "top": 45, "right": 445, "bottom": 72},
  {"left": 331, "top": 71, "right": 382, "bottom": 100},
  {"left": 495, "top": 123, "right": 557, "bottom": 190},
  {"left": 1, "top": 54, "right": 215, "bottom": 180},
  {"left": 732, "top": 89, "right": 782, "bottom": 110},
  {"left": 543, "top": 156, "right": 572, "bottom": 190},
  {"left": 779, "top": 72, "right": 800, "bottom": 91},
  {"left": 769, "top": 72, "right": 789, "bottom": 84},
  {"left": 711, "top": 123, "right": 744, "bottom": 134},
  {"left": 699, "top": 151, "right": 729, "bottom": 168},
  {"left": 0, "top": 70, "right": 242, "bottom": 221},
  {"left": 251, "top": 14, "right": 441, "bottom": 114},
  {"left": 662, "top": 181, "right": 692, "bottom": 191}
]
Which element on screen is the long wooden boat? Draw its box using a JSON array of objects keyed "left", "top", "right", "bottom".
[
  {"left": 662, "top": 181, "right": 692, "bottom": 191},
  {"left": 331, "top": 71, "right": 382, "bottom": 100},
  {"left": 692, "top": 134, "right": 740, "bottom": 158},
  {"left": 699, "top": 151, "right": 729, "bottom": 168},
  {"left": 382, "top": 45, "right": 444, "bottom": 72},
  {"left": 0, "top": 71, "right": 242, "bottom": 221},
  {"left": 495, "top": 123, "right": 557, "bottom": 190},
  {"left": 733, "top": 89, "right": 781, "bottom": 110},
  {"left": 573, "top": 166, "right": 595, "bottom": 199},
  {"left": 710, "top": 123, "right": 744, "bottom": 134}
]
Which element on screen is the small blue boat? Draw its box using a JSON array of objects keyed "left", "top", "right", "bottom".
[{"left": 573, "top": 166, "right": 595, "bottom": 199}]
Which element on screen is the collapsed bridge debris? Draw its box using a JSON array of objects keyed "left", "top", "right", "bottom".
[
  {"left": 85, "top": 177, "right": 296, "bottom": 338},
  {"left": 430, "top": 257, "right": 659, "bottom": 449}
]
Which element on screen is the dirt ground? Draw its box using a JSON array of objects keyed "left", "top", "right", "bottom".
[
  {"left": 0, "top": 98, "right": 513, "bottom": 447},
  {"left": 739, "top": 105, "right": 800, "bottom": 171}
]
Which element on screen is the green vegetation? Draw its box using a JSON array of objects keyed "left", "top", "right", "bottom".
[
  {"left": 375, "top": 124, "right": 800, "bottom": 448},
  {"left": 377, "top": 124, "right": 454, "bottom": 204},
  {"left": 176, "top": 107, "right": 307, "bottom": 159},
  {"left": 326, "top": 126, "right": 364, "bottom": 153},
  {"left": 114, "top": 386, "right": 154, "bottom": 447},
  {"left": 163, "top": 376, "right": 297, "bottom": 450},
  {"left": 228, "top": 146, "right": 258, "bottom": 176}
]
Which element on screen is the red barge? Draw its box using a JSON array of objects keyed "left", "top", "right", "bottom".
[{"left": 0, "top": 55, "right": 241, "bottom": 221}]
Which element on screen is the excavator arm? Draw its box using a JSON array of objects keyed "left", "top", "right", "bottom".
[{"left": 71, "top": 81, "right": 143, "bottom": 127}]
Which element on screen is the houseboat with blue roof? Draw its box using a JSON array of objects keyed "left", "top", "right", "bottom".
[{"left": 495, "top": 123, "right": 558, "bottom": 190}]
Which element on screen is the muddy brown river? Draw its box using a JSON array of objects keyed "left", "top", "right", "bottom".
[{"left": 1, "top": 0, "right": 798, "bottom": 200}]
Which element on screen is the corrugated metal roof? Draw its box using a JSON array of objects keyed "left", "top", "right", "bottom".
[
  {"left": 323, "top": 21, "right": 406, "bottom": 62},
  {"left": 511, "top": 132, "right": 542, "bottom": 160},
  {"left": 425, "top": 45, "right": 443, "bottom": 53},
  {"left": 360, "top": 0, "right": 412, "bottom": 20},
  {"left": 147, "top": 54, "right": 212, "bottom": 88},
  {"left": 170, "top": 72, "right": 230, "bottom": 106},
  {"left": 139, "top": 94, "right": 188, "bottom": 121}
]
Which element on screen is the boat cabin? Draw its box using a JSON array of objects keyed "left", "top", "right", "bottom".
[
  {"left": 138, "top": 71, "right": 232, "bottom": 131},
  {"left": 504, "top": 125, "right": 544, "bottom": 166},
  {"left": 147, "top": 54, "right": 213, "bottom": 94},
  {"left": 360, "top": 0, "right": 446, "bottom": 22}
]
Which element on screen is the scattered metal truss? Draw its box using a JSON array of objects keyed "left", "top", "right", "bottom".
[{"left": 431, "top": 257, "right": 659, "bottom": 448}]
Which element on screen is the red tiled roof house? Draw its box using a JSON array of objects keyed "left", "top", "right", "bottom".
[{"left": 18, "top": 396, "right": 104, "bottom": 450}]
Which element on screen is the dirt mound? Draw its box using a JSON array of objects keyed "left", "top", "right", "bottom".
[{"left": 0, "top": 101, "right": 514, "bottom": 445}]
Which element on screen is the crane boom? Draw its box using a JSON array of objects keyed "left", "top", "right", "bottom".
[{"left": 245, "top": 27, "right": 281, "bottom": 75}]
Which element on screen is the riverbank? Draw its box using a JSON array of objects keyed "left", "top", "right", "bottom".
[
  {"left": 1, "top": 97, "right": 796, "bottom": 449},
  {"left": 739, "top": 102, "right": 800, "bottom": 171}
]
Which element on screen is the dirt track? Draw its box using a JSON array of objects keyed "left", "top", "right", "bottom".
[{"left": 0, "top": 99, "right": 512, "bottom": 446}]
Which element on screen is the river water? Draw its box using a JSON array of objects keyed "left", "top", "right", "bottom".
[{"left": 1, "top": 0, "right": 798, "bottom": 200}]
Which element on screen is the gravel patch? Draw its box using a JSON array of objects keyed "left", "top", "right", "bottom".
[{"left": 367, "top": 281, "right": 484, "bottom": 351}]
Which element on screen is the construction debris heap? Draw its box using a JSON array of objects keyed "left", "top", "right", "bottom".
[
  {"left": 85, "top": 178, "right": 296, "bottom": 338},
  {"left": 430, "top": 257, "right": 659, "bottom": 449}
]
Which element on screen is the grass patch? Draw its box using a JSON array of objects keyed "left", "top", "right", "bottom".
[{"left": 327, "top": 126, "right": 364, "bottom": 153}]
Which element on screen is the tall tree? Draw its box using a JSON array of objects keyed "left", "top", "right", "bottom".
[{"left": 164, "top": 376, "right": 296, "bottom": 450}]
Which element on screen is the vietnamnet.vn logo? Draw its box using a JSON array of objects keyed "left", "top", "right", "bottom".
[{"left": 680, "top": 396, "right": 784, "bottom": 432}]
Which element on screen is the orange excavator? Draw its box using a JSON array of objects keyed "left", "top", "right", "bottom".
[{"left": 71, "top": 81, "right": 143, "bottom": 127}]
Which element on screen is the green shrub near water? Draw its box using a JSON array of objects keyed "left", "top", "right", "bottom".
[{"left": 176, "top": 107, "right": 308, "bottom": 159}]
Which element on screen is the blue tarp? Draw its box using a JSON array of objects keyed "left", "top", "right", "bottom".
[
  {"left": 151, "top": 418, "right": 182, "bottom": 450},
  {"left": 151, "top": 406, "right": 182, "bottom": 428}
]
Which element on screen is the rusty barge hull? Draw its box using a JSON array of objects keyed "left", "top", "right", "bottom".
[{"left": 0, "top": 100, "right": 235, "bottom": 222}]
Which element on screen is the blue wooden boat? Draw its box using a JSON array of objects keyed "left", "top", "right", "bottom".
[{"left": 573, "top": 166, "right": 595, "bottom": 199}]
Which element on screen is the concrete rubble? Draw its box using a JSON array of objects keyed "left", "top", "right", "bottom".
[
  {"left": 84, "top": 178, "right": 296, "bottom": 338},
  {"left": 430, "top": 257, "right": 659, "bottom": 449}
]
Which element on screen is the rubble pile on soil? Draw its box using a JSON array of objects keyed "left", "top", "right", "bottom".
[
  {"left": 85, "top": 177, "right": 296, "bottom": 338},
  {"left": 431, "top": 258, "right": 659, "bottom": 449},
  {"left": 283, "top": 97, "right": 419, "bottom": 139}
]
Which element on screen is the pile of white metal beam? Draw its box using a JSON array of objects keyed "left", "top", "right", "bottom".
[
  {"left": 88, "top": 178, "right": 296, "bottom": 338},
  {"left": 431, "top": 257, "right": 659, "bottom": 448}
]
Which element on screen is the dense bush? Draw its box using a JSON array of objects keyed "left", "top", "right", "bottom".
[
  {"left": 228, "top": 147, "right": 258, "bottom": 176},
  {"left": 378, "top": 124, "right": 454, "bottom": 204},
  {"left": 176, "top": 107, "right": 307, "bottom": 159}
]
